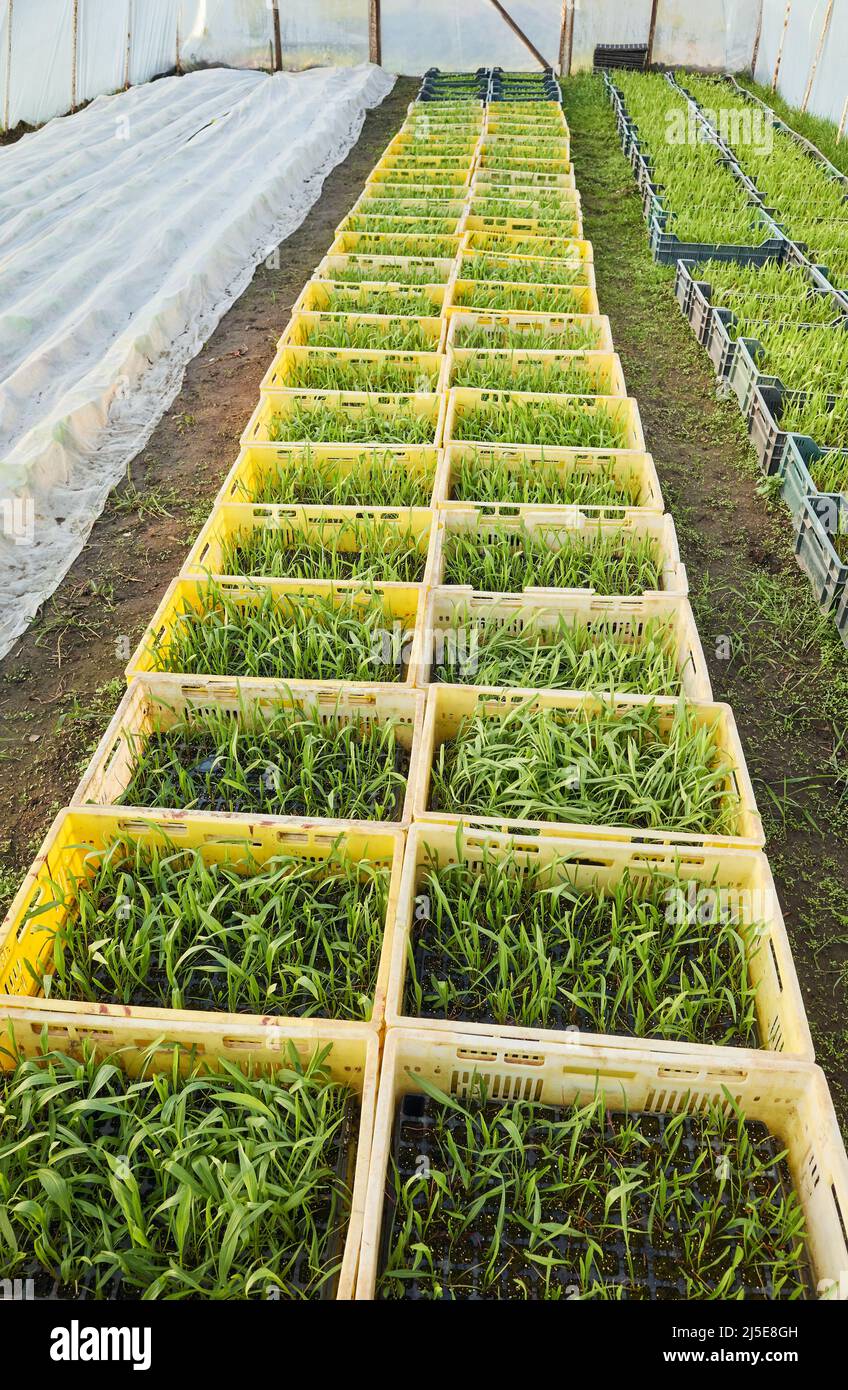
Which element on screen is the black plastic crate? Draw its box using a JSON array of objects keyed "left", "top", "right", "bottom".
[{"left": 594, "top": 43, "right": 648, "bottom": 71}]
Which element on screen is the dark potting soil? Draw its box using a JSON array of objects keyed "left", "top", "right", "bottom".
[
  {"left": 119, "top": 729, "right": 410, "bottom": 821},
  {"left": 378, "top": 1094, "right": 812, "bottom": 1301}
]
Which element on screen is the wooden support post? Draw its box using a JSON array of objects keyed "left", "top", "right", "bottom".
[
  {"left": 369, "top": 0, "right": 381, "bottom": 66},
  {"left": 772, "top": 0, "right": 792, "bottom": 91},
  {"left": 71, "top": 0, "right": 79, "bottom": 110},
  {"left": 837, "top": 94, "right": 848, "bottom": 143},
  {"left": 271, "top": 0, "right": 283, "bottom": 73},
  {"left": 175, "top": 7, "right": 181, "bottom": 75},
  {"left": 4, "top": 0, "right": 13, "bottom": 131},
  {"left": 486, "top": 0, "right": 553, "bottom": 70},
  {"left": 801, "top": 0, "right": 834, "bottom": 113},
  {"left": 559, "top": 0, "right": 574, "bottom": 78},
  {"left": 125, "top": 0, "right": 132, "bottom": 89},
  {"left": 646, "top": 0, "right": 660, "bottom": 67},
  {"left": 751, "top": 0, "right": 764, "bottom": 74}
]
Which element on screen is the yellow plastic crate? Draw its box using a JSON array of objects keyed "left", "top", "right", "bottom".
[
  {"left": 385, "top": 825, "right": 810, "bottom": 1058},
  {"left": 217, "top": 443, "right": 441, "bottom": 509},
  {"left": 126, "top": 576, "right": 426, "bottom": 690},
  {"left": 182, "top": 502, "right": 437, "bottom": 588},
  {"left": 383, "top": 132, "right": 480, "bottom": 156},
  {"left": 0, "top": 1013, "right": 376, "bottom": 1299},
  {"left": 446, "top": 308, "right": 614, "bottom": 352},
  {"left": 0, "top": 806, "right": 404, "bottom": 1028},
  {"left": 336, "top": 213, "right": 465, "bottom": 239},
  {"left": 446, "top": 347, "right": 627, "bottom": 397},
  {"left": 420, "top": 587, "right": 712, "bottom": 700},
  {"left": 478, "top": 154, "right": 572, "bottom": 176},
  {"left": 433, "top": 442, "right": 663, "bottom": 514},
  {"left": 463, "top": 206, "right": 583, "bottom": 238},
  {"left": 486, "top": 110, "right": 568, "bottom": 132},
  {"left": 314, "top": 253, "right": 456, "bottom": 284},
  {"left": 480, "top": 139, "right": 571, "bottom": 165},
  {"left": 242, "top": 390, "right": 446, "bottom": 451},
  {"left": 73, "top": 674, "right": 426, "bottom": 828},
  {"left": 444, "top": 388, "right": 645, "bottom": 453},
  {"left": 473, "top": 167, "right": 576, "bottom": 190},
  {"left": 346, "top": 192, "right": 468, "bottom": 222},
  {"left": 462, "top": 230, "right": 595, "bottom": 264},
  {"left": 413, "top": 683, "right": 761, "bottom": 849},
  {"left": 429, "top": 504, "right": 684, "bottom": 597},
  {"left": 292, "top": 279, "right": 448, "bottom": 318},
  {"left": 449, "top": 279, "right": 600, "bottom": 316},
  {"left": 366, "top": 166, "right": 471, "bottom": 189},
  {"left": 329, "top": 230, "right": 463, "bottom": 259},
  {"left": 280, "top": 311, "right": 446, "bottom": 353},
  {"left": 357, "top": 1029, "right": 848, "bottom": 1300},
  {"left": 371, "top": 153, "right": 474, "bottom": 174},
  {"left": 260, "top": 347, "right": 446, "bottom": 395}
]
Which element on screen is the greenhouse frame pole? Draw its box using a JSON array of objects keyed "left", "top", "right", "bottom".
[
  {"left": 369, "top": 0, "right": 381, "bottom": 66},
  {"left": 3, "top": 0, "right": 12, "bottom": 131},
  {"left": 771, "top": 0, "right": 792, "bottom": 90},
  {"left": 801, "top": 0, "right": 833, "bottom": 113}
]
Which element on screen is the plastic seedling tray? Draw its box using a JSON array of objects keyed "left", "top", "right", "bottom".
[
  {"left": 433, "top": 442, "right": 664, "bottom": 514},
  {"left": 412, "top": 682, "right": 761, "bottom": 850},
  {"left": 0, "top": 807, "right": 404, "bottom": 1031},
  {"left": 242, "top": 389, "right": 447, "bottom": 451},
  {"left": 420, "top": 588, "right": 712, "bottom": 700},
  {"left": 443, "top": 388, "right": 645, "bottom": 452},
  {"left": 217, "top": 443, "right": 441, "bottom": 510},
  {"left": 182, "top": 502, "right": 437, "bottom": 588},
  {"left": 72, "top": 675, "right": 425, "bottom": 829},
  {"left": 385, "top": 824, "right": 809, "bottom": 1057},
  {"left": 0, "top": 1013, "right": 377, "bottom": 1300},
  {"left": 357, "top": 1029, "right": 848, "bottom": 1300},
  {"left": 794, "top": 495, "right": 848, "bottom": 612},
  {"left": 445, "top": 308, "right": 613, "bottom": 352},
  {"left": 126, "top": 575, "right": 426, "bottom": 690}
]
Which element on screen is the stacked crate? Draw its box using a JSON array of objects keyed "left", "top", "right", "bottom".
[{"left": 2, "top": 89, "right": 847, "bottom": 1303}]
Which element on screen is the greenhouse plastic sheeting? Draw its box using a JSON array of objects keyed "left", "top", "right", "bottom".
[
  {"left": 570, "top": 0, "right": 759, "bottom": 71},
  {"left": 281, "top": 0, "right": 370, "bottom": 70},
  {"left": 755, "top": 0, "right": 848, "bottom": 127},
  {"left": 382, "top": 0, "right": 561, "bottom": 74},
  {"left": 179, "top": 0, "right": 274, "bottom": 71},
  {"left": 0, "top": 63, "right": 394, "bottom": 658}
]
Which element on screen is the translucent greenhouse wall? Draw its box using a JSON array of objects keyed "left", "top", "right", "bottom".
[{"left": 0, "top": 2, "right": 844, "bottom": 144}]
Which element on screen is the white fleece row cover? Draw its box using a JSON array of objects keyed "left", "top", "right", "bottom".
[{"left": 0, "top": 62, "right": 394, "bottom": 660}]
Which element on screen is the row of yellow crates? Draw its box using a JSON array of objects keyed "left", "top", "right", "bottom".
[
  {"left": 8, "top": 1015, "right": 843, "bottom": 1300},
  {"left": 3, "top": 97, "right": 847, "bottom": 1304}
]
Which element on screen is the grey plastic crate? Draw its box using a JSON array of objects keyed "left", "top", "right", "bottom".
[
  {"left": 778, "top": 434, "right": 846, "bottom": 526},
  {"left": 794, "top": 495, "right": 848, "bottom": 611}
]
